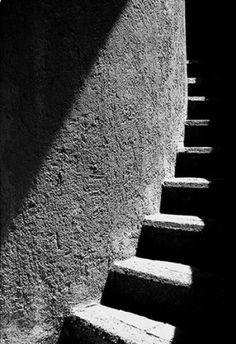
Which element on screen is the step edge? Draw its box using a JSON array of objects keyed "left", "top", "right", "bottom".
[
  {"left": 185, "top": 119, "right": 211, "bottom": 126},
  {"left": 177, "top": 147, "right": 215, "bottom": 154},
  {"left": 163, "top": 177, "right": 213, "bottom": 188},
  {"left": 143, "top": 214, "right": 214, "bottom": 231}
]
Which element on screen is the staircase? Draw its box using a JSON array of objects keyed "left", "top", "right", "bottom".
[{"left": 58, "top": 58, "right": 229, "bottom": 343}]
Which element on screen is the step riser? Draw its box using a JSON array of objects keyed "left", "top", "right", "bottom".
[
  {"left": 187, "top": 60, "right": 222, "bottom": 77},
  {"left": 175, "top": 153, "right": 222, "bottom": 178},
  {"left": 188, "top": 84, "right": 221, "bottom": 96},
  {"left": 187, "top": 65, "right": 214, "bottom": 78},
  {"left": 137, "top": 227, "right": 221, "bottom": 269},
  {"left": 187, "top": 100, "right": 221, "bottom": 119},
  {"left": 160, "top": 186, "right": 223, "bottom": 216},
  {"left": 184, "top": 125, "right": 217, "bottom": 146},
  {"left": 102, "top": 269, "right": 224, "bottom": 328}
]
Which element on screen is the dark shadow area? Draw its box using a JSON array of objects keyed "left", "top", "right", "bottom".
[
  {"left": 57, "top": 319, "right": 78, "bottom": 344},
  {"left": 0, "top": 0, "right": 128, "bottom": 241},
  {"left": 181, "top": 1, "right": 234, "bottom": 341}
]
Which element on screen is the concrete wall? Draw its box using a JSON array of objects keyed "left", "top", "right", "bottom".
[{"left": 0, "top": 0, "right": 186, "bottom": 343}]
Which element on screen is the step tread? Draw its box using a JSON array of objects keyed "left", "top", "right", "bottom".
[
  {"left": 188, "top": 77, "right": 201, "bottom": 84},
  {"left": 185, "top": 119, "right": 211, "bottom": 126},
  {"left": 163, "top": 177, "right": 214, "bottom": 188},
  {"left": 178, "top": 147, "right": 215, "bottom": 154},
  {"left": 188, "top": 96, "right": 207, "bottom": 101},
  {"left": 186, "top": 60, "right": 219, "bottom": 67},
  {"left": 188, "top": 77, "right": 219, "bottom": 84},
  {"left": 71, "top": 303, "right": 184, "bottom": 344},
  {"left": 143, "top": 214, "right": 215, "bottom": 232},
  {"left": 113, "top": 257, "right": 194, "bottom": 286},
  {"left": 188, "top": 96, "right": 221, "bottom": 102}
]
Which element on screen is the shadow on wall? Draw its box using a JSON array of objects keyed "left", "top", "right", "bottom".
[{"left": 0, "top": 0, "right": 128, "bottom": 241}]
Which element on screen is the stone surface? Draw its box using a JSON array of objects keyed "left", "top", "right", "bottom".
[
  {"left": 143, "top": 214, "right": 213, "bottom": 232},
  {"left": 185, "top": 120, "right": 210, "bottom": 126},
  {"left": 111, "top": 257, "right": 193, "bottom": 286},
  {"left": 178, "top": 147, "right": 214, "bottom": 154},
  {"left": 163, "top": 177, "right": 212, "bottom": 188},
  {"left": 0, "top": 0, "right": 186, "bottom": 343},
  {"left": 65, "top": 303, "right": 186, "bottom": 344}
]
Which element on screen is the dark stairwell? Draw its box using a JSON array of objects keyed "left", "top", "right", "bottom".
[{"left": 58, "top": 2, "right": 234, "bottom": 343}]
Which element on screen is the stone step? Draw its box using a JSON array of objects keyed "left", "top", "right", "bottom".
[
  {"left": 137, "top": 214, "right": 221, "bottom": 268},
  {"left": 187, "top": 96, "right": 222, "bottom": 119},
  {"left": 102, "top": 257, "right": 225, "bottom": 328},
  {"left": 184, "top": 119, "right": 219, "bottom": 147},
  {"left": 160, "top": 178, "right": 224, "bottom": 216},
  {"left": 175, "top": 147, "right": 223, "bottom": 177},
  {"left": 188, "top": 77, "right": 221, "bottom": 96},
  {"left": 61, "top": 303, "right": 189, "bottom": 344}
]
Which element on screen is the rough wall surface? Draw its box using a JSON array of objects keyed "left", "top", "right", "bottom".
[{"left": 0, "top": 0, "right": 186, "bottom": 343}]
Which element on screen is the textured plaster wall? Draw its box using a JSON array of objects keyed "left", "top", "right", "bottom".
[{"left": 0, "top": 0, "right": 186, "bottom": 343}]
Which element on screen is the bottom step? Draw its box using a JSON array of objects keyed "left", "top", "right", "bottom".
[{"left": 59, "top": 304, "right": 188, "bottom": 344}]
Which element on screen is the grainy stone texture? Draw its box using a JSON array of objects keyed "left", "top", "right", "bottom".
[{"left": 0, "top": 0, "right": 186, "bottom": 343}]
